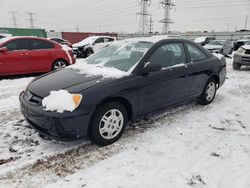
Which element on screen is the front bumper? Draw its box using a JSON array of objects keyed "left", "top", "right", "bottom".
[
  {"left": 19, "top": 91, "right": 91, "bottom": 141},
  {"left": 234, "top": 53, "right": 250, "bottom": 65}
]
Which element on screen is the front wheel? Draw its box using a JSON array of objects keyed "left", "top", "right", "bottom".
[
  {"left": 198, "top": 78, "right": 217, "bottom": 105},
  {"left": 89, "top": 102, "right": 128, "bottom": 146}
]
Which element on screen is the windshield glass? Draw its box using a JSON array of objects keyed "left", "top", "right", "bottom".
[
  {"left": 79, "top": 37, "right": 97, "bottom": 44},
  {"left": 208, "top": 40, "right": 225, "bottom": 45},
  {"left": 85, "top": 41, "right": 153, "bottom": 72}
]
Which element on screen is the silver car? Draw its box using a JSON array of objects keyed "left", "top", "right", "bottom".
[
  {"left": 233, "top": 41, "right": 250, "bottom": 70},
  {"left": 204, "top": 40, "right": 234, "bottom": 55}
]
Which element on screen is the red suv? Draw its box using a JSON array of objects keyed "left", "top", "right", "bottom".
[{"left": 0, "top": 36, "right": 75, "bottom": 76}]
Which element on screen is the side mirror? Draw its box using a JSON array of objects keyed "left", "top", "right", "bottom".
[
  {"left": 141, "top": 62, "right": 162, "bottom": 75},
  {"left": 0, "top": 47, "right": 8, "bottom": 53}
]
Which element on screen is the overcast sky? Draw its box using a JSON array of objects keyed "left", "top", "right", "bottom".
[{"left": 0, "top": 0, "right": 249, "bottom": 33}]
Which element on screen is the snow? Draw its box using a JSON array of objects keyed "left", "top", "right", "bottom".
[
  {"left": 62, "top": 44, "right": 73, "bottom": 64},
  {"left": 212, "top": 53, "right": 225, "bottom": 60},
  {"left": 194, "top": 36, "right": 206, "bottom": 43},
  {"left": 69, "top": 59, "right": 129, "bottom": 79},
  {"left": 0, "top": 58, "right": 250, "bottom": 188},
  {"left": 42, "top": 90, "right": 81, "bottom": 113}
]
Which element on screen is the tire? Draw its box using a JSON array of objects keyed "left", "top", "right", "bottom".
[
  {"left": 52, "top": 60, "right": 68, "bottom": 71},
  {"left": 198, "top": 78, "right": 217, "bottom": 105},
  {"left": 89, "top": 102, "right": 128, "bottom": 146},
  {"left": 233, "top": 62, "right": 241, "bottom": 70}
]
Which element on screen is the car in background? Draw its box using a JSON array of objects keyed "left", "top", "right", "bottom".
[
  {"left": 233, "top": 40, "right": 250, "bottom": 70},
  {"left": 194, "top": 36, "right": 216, "bottom": 46},
  {"left": 0, "top": 33, "right": 12, "bottom": 39},
  {"left": 72, "top": 36, "right": 116, "bottom": 58},
  {"left": 233, "top": 35, "right": 250, "bottom": 51},
  {"left": 203, "top": 40, "right": 233, "bottom": 55},
  {"left": 20, "top": 36, "right": 226, "bottom": 146},
  {"left": 48, "top": 37, "right": 73, "bottom": 48},
  {"left": 0, "top": 36, "right": 75, "bottom": 76}
]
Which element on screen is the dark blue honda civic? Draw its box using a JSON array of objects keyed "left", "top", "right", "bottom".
[{"left": 19, "top": 36, "right": 226, "bottom": 146}]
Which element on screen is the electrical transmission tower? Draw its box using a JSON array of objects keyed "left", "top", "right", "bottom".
[
  {"left": 137, "top": 0, "right": 151, "bottom": 35},
  {"left": 27, "top": 12, "right": 36, "bottom": 28},
  {"left": 9, "top": 11, "right": 18, "bottom": 28},
  {"left": 159, "top": 0, "right": 175, "bottom": 34}
]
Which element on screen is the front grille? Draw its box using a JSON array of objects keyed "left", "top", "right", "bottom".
[{"left": 242, "top": 56, "right": 250, "bottom": 62}]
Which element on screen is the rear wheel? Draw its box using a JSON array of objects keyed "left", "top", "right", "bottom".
[
  {"left": 89, "top": 102, "right": 128, "bottom": 146},
  {"left": 233, "top": 62, "right": 241, "bottom": 70},
  {"left": 52, "top": 60, "right": 68, "bottom": 71},
  {"left": 198, "top": 78, "right": 217, "bottom": 105}
]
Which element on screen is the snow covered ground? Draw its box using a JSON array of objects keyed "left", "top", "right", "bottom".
[{"left": 0, "top": 57, "right": 250, "bottom": 188}]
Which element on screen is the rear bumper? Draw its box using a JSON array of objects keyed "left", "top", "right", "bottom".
[{"left": 19, "top": 91, "right": 91, "bottom": 141}]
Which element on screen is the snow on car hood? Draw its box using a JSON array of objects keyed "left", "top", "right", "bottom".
[
  {"left": 42, "top": 90, "right": 80, "bottom": 113},
  {"left": 241, "top": 45, "right": 250, "bottom": 50},
  {"left": 73, "top": 41, "right": 90, "bottom": 48},
  {"left": 68, "top": 59, "right": 129, "bottom": 79},
  {"left": 194, "top": 37, "right": 206, "bottom": 43},
  {"left": 204, "top": 44, "right": 222, "bottom": 49}
]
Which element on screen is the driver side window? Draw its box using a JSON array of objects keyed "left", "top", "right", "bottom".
[
  {"left": 148, "top": 43, "right": 186, "bottom": 69},
  {"left": 95, "top": 38, "right": 104, "bottom": 44}
]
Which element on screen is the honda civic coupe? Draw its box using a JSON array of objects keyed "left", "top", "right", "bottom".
[
  {"left": 0, "top": 36, "right": 75, "bottom": 76},
  {"left": 20, "top": 36, "right": 226, "bottom": 146}
]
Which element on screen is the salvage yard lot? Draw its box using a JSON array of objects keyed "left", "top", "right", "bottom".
[{"left": 0, "top": 57, "right": 250, "bottom": 188}]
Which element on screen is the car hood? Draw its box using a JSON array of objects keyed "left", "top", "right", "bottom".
[
  {"left": 204, "top": 44, "right": 222, "bottom": 49},
  {"left": 73, "top": 41, "right": 90, "bottom": 48},
  {"left": 28, "top": 68, "right": 103, "bottom": 98},
  {"left": 242, "top": 45, "right": 250, "bottom": 50}
]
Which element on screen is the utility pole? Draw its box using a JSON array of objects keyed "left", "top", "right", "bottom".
[
  {"left": 76, "top": 25, "right": 79, "bottom": 32},
  {"left": 149, "top": 16, "right": 153, "bottom": 34},
  {"left": 245, "top": 15, "right": 248, "bottom": 30},
  {"left": 9, "top": 11, "right": 18, "bottom": 28},
  {"left": 137, "top": 0, "right": 151, "bottom": 35},
  {"left": 159, "top": 0, "right": 175, "bottom": 34},
  {"left": 27, "top": 12, "right": 36, "bottom": 28}
]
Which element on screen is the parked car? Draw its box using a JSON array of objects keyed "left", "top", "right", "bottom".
[
  {"left": 0, "top": 36, "right": 75, "bottom": 76},
  {"left": 0, "top": 33, "right": 12, "bottom": 39},
  {"left": 72, "top": 36, "right": 116, "bottom": 58},
  {"left": 203, "top": 40, "right": 234, "bottom": 55},
  {"left": 48, "top": 37, "right": 73, "bottom": 48},
  {"left": 194, "top": 36, "right": 216, "bottom": 46},
  {"left": 233, "top": 41, "right": 250, "bottom": 70},
  {"left": 20, "top": 36, "right": 226, "bottom": 146},
  {"left": 233, "top": 35, "right": 250, "bottom": 51}
]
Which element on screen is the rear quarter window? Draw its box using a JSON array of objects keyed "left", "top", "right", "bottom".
[{"left": 187, "top": 44, "right": 208, "bottom": 62}]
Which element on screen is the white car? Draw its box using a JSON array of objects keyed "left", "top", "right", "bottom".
[
  {"left": 73, "top": 36, "right": 116, "bottom": 58},
  {"left": 0, "top": 33, "right": 12, "bottom": 39}
]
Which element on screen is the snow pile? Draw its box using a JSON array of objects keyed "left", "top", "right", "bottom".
[
  {"left": 69, "top": 61, "right": 129, "bottom": 79},
  {"left": 42, "top": 90, "right": 81, "bottom": 113}
]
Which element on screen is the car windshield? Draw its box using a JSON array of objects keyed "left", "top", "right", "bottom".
[
  {"left": 208, "top": 40, "right": 225, "bottom": 45},
  {"left": 84, "top": 41, "right": 153, "bottom": 72}
]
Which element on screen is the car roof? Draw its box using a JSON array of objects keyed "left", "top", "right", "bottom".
[{"left": 119, "top": 35, "right": 185, "bottom": 44}]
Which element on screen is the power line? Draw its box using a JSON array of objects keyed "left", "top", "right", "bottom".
[
  {"left": 27, "top": 12, "right": 36, "bottom": 28},
  {"left": 159, "top": 0, "right": 175, "bottom": 34},
  {"left": 9, "top": 11, "right": 18, "bottom": 28},
  {"left": 137, "top": 0, "right": 151, "bottom": 34}
]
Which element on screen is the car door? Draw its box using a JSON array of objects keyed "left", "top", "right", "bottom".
[
  {"left": 0, "top": 39, "right": 30, "bottom": 75},
  {"left": 186, "top": 43, "right": 211, "bottom": 96},
  {"left": 137, "top": 42, "right": 192, "bottom": 115},
  {"left": 93, "top": 38, "right": 105, "bottom": 52},
  {"left": 26, "top": 39, "right": 55, "bottom": 72}
]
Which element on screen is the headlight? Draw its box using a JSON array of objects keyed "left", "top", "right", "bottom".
[
  {"left": 237, "top": 47, "right": 246, "bottom": 54},
  {"left": 42, "top": 90, "right": 83, "bottom": 113},
  {"left": 72, "top": 94, "right": 82, "bottom": 109}
]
